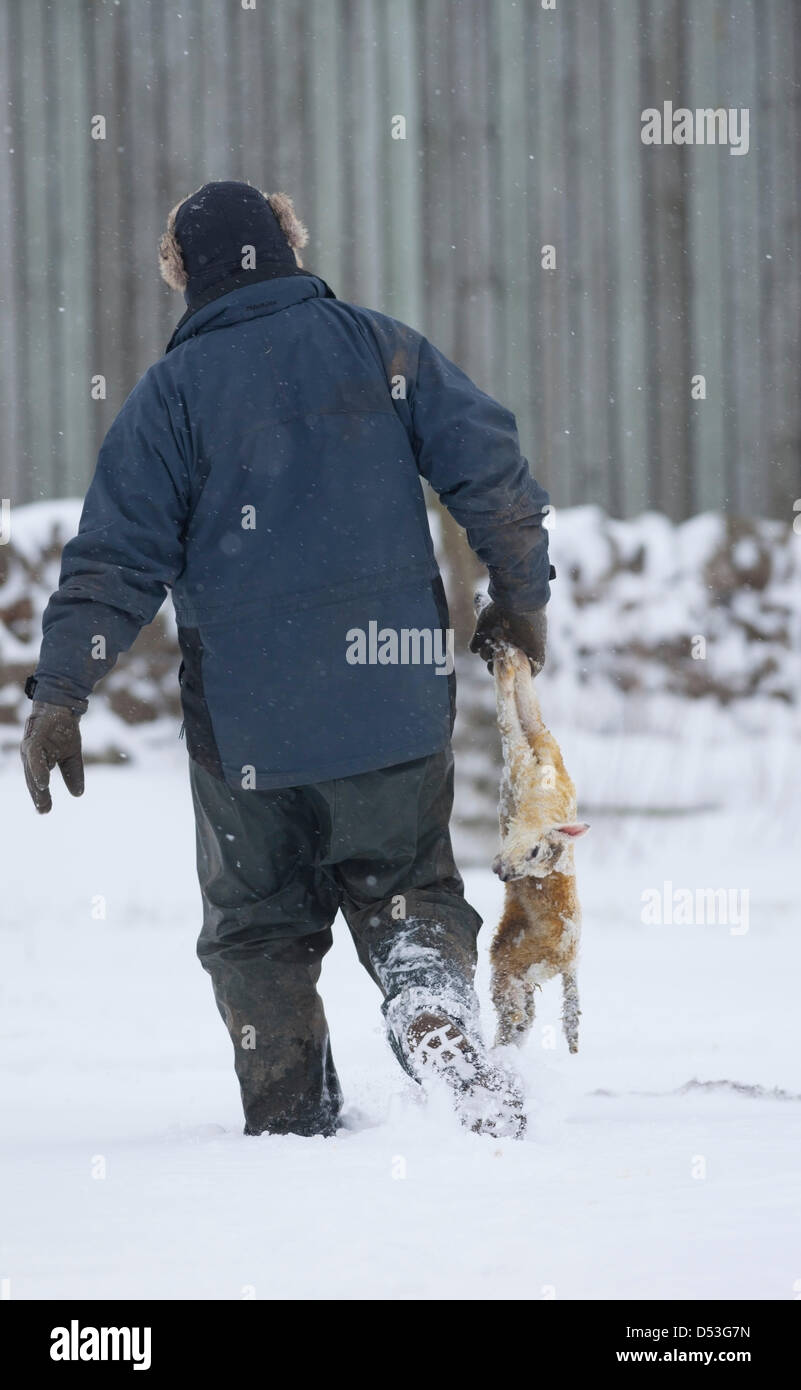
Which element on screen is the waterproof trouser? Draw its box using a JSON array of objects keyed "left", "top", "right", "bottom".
[{"left": 190, "top": 746, "right": 483, "bottom": 1136}]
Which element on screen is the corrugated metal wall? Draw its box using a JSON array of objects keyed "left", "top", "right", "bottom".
[{"left": 0, "top": 0, "right": 798, "bottom": 519}]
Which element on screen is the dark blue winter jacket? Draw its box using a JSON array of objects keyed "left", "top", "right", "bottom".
[{"left": 33, "top": 274, "right": 551, "bottom": 789}]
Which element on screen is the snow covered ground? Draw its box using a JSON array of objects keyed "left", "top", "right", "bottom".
[{"left": 1, "top": 741, "right": 798, "bottom": 1302}]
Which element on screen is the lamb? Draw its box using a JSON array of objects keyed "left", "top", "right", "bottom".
[{"left": 488, "top": 642, "right": 589, "bottom": 1053}]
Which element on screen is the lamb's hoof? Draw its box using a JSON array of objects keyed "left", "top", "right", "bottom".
[{"left": 492, "top": 854, "right": 523, "bottom": 882}]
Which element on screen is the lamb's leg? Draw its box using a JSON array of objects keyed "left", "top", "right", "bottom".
[
  {"left": 511, "top": 651, "right": 546, "bottom": 739},
  {"left": 561, "top": 970, "right": 580, "bottom": 1054},
  {"left": 493, "top": 652, "right": 522, "bottom": 746},
  {"left": 493, "top": 652, "right": 535, "bottom": 802},
  {"left": 491, "top": 962, "right": 537, "bottom": 1049}
]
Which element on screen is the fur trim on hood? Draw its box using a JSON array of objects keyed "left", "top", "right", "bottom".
[
  {"left": 158, "top": 185, "right": 309, "bottom": 291},
  {"left": 266, "top": 191, "right": 309, "bottom": 260},
  {"left": 158, "top": 197, "right": 189, "bottom": 291}
]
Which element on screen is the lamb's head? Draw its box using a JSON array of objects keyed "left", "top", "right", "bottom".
[{"left": 493, "top": 821, "right": 590, "bottom": 881}]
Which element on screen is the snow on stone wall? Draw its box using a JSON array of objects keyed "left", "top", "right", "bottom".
[
  {"left": 0, "top": 501, "right": 181, "bottom": 764},
  {"left": 1, "top": 500, "right": 799, "bottom": 770},
  {"left": 543, "top": 506, "right": 800, "bottom": 709}
]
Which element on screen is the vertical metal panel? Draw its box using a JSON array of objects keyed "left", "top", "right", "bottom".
[
  {"left": 88, "top": 0, "right": 129, "bottom": 453},
  {"left": 455, "top": 1, "right": 495, "bottom": 386},
  {"left": 574, "top": 1, "right": 613, "bottom": 511},
  {"left": 0, "top": 0, "right": 798, "bottom": 521},
  {"left": 494, "top": 0, "right": 532, "bottom": 445},
  {"left": 306, "top": 0, "right": 346, "bottom": 291},
  {"left": 559, "top": 0, "right": 587, "bottom": 506},
  {"left": 157, "top": 3, "right": 200, "bottom": 359},
  {"left": 52, "top": 0, "right": 91, "bottom": 499},
  {"left": 378, "top": 0, "right": 422, "bottom": 327},
  {"left": 720, "top": 0, "right": 762, "bottom": 515},
  {"left": 197, "top": 0, "right": 230, "bottom": 183},
  {"left": 641, "top": 0, "right": 693, "bottom": 518},
  {"left": 335, "top": 0, "right": 359, "bottom": 298},
  {"left": 345, "top": 0, "right": 383, "bottom": 308},
  {"left": 125, "top": 1, "right": 164, "bottom": 370},
  {"left": 535, "top": 2, "right": 573, "bottom": 497},
  {"left": 608, "top": 0, "right": 650, "bottom": 517},
  {"left": 272, "top": 0, "right": 308, "bottom": 198},
  {"left": 518, "top": 2, "right": 543, "bottom": 483},
  {"left": 0, "top": 0, "right": 21, "bottom": 503},
  {"left": 418, "top": 0, "right": 457, "bottom": 354},
  {"left": 18, "top": 0, "right": 55, "bottom": 501},
  {"left": 761, "top": 0, "right": 801, "bottom": 520},
  {"left": 684, "top": 0, "right": 727, "bottom": 514}
]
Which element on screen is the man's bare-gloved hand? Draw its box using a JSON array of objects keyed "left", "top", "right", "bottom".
[
  {"left": 469, "top": 601, "right": 547, "bottom": 675},
  {"left": 20, "top": 701, "right": 85, "bottom": 814}
]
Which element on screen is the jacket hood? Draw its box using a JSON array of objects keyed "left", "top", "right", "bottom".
[{"left": 165, "top": 273, "right": 336, "bottom": 353}]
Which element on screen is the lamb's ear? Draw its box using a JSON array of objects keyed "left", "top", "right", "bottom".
[{"left": 556, "top": 823, "right": 590, "bottom": 838}]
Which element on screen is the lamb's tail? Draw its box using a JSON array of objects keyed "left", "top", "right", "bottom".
[{"left": 561, "top": 970, "right": 580, "bottom": 1054}]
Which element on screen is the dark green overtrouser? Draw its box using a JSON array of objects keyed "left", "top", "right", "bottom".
[{"left": 190, "top": 746, "right": 483, "bottom": 1136}]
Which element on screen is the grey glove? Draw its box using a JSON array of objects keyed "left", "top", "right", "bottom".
[
  {"left": 469, "top": 602, "right": 547, "bottom": 675},
  {"left": 20, "top": 700, "right": 85, "bottom": 814}
]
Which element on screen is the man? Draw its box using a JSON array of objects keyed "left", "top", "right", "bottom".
[{"left": 21, "top": 181, "right": 552, "bottom": 1139}]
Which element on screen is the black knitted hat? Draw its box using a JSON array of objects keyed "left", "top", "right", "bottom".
[{"left": 159, "top": 181, "right": 309, "bottom": 304}]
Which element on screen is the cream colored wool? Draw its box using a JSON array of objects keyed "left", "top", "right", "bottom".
[{"left": 489, "top": 645, "right": 589, "bottom": 1053}]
